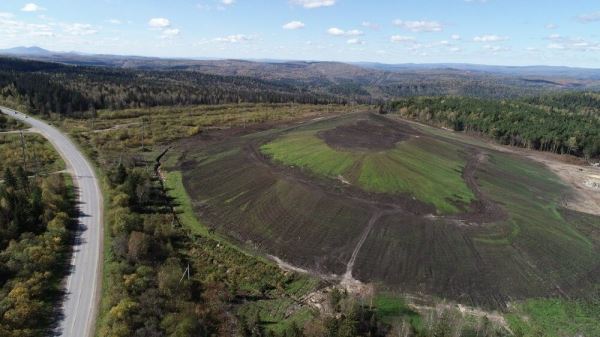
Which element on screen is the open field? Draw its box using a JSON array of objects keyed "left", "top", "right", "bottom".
[{"left": 172, "top": 112, "right": 600, "bottom": 310}]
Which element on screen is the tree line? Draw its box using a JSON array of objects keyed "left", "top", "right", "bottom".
[
  {"left": 383, "top": 95, "right": 600, "bottom": 159},
  {"left": 0, "top": 57, "right": 353, "bottom": 119}
]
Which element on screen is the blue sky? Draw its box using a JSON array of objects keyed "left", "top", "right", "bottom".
[{"left": 1, "top": 0, "right": 600, "bottom": 67}]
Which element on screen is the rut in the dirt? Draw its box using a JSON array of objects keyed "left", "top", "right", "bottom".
[{"left": 343, "top": 210, "right": 383, "bottom": 281}]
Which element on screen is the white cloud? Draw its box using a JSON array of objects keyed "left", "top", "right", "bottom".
[
  {"left": 346, "top": 29, "right": 363, "bottom": 36},
  {"left": 291, "top": 0, "right": 336, "bottom": 9},
  {"left": 221, "top": 0, "right": 235, "bottom": 5},
  {"left": 214, "top": 34, "right": 253, "bottom": 43},
  {"left": 548, "top": 34, "right": 561, "bottom": 40},
  {"left": 282, "top": 21, "right": 305, "bottom": 30},
  {"left": 451, "top": 34, "right": 461, "bottom": 40},
  {"left": 547, "top": 43, "right": 565, "bottom": 50},
  {"left": 545, "top": 23, "right": 558, "bottom": 29},
  {"left": 347, "top": 38, "right": 364, "bottom": 45},
  {"left": 361, "top": 21, "right": 380, "bottom": 30},
  {"left": 473, "top": 34, "right": 508, "bottom": 42},
  {"left": 390, "top": 35, "right": 415, "bottom": 43},
  {"left": 0, "top": 15, "right": 54, "bottom": 38},
  {"left": 0, "top": 12, "right": 14, "bottom": 19},
  {"left": 107, "top": 19, "right": 122, "bottom": 25},
  {"left": 21, "top": 3, "right": 45, "bottom": 12},
  {"left": 544, "top": 35, "right": 600, "bottom": 52},
  {"left": 327, "top": 27, "right": 363, "bottom": 36},
  {"left": 161, "top": 28, "right": 180, "bottom": 38},
  {"left": 483, "top": 44, "right": 509, "bottom": 52},
  {"left": 61, "top": 23, "right": 98, "bottom": 36},
  {"left": 394, "top": 20, "right": 443, "bottom": 32},
  {"left": 148, "top": 18, "right": 171, "bottom": 29},
  {"left": 327, "top": 27, "right": 344, "bottom": 36},
  {"left": 577, "top": 11, "right": 600, "bottom": 23}
]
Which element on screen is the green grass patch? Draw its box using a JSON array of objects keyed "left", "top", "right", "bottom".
[
  {"left": 374, "top": 294, "right": 423, "bottom": 332},
  {"left": 261, "top": 130, "right": 474, "bottom": 214},
  {"left": 507, "top": 298, "right": 600, "bottom": 337},
  {"left": 164, "top": 171, "right": 210, "bottom": 236}
]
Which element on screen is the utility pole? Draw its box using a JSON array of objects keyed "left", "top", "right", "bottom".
[
  {"left": 19, "top": 130, "right": 27, "bottom": 168},
  {"left": 141, "top": 116, "right": 145, "bottom": 151},
  {"left": 178, "top": 264, "right": 190, "bottom": 284}
]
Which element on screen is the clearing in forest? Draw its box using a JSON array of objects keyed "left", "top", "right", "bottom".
[{"left": 170, "top": 112, "right": 600, "bottom": 310}]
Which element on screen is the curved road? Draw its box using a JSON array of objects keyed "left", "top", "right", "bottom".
[{"left": 1, "top": 107, "right": 102, "bottom": 337}]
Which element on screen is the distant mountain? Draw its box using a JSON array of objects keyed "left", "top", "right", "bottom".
[
  {"left": 0, "top": 46, "right": 55, "bottom": 56},
  {"left": 1, "top": 46, "right": 600, "bottom": 98},
  {"left": 355, "top": 62, "right": 600, "bottom": 80}
]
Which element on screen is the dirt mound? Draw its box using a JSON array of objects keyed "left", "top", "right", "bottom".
[
  {"left": 318, "top": 118, "right": 413, "bottom": 151},
  {"left": 175, "top": 112, "right": 600, "bottom": 310}
]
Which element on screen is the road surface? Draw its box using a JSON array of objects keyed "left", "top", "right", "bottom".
[{"left": 1, "top": 107, "right": 103, "bottom": 337}]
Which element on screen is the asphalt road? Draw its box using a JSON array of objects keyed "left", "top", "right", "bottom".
[{"left": 1, "top": 107, "right": 103, "bottom": 337}]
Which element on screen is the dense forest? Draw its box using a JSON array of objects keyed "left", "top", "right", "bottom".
[
  {"left": 0, "top": 58, "right": 353, "bottom": 118},
  {"left": 4, "top": 57, "right": 600, "bottom": 120},
  {"left": 384, "top": 96, "right": 600, "bottom": 159},
  {"left": 0, "top": 168, "right": 74, "bottom": 337}
]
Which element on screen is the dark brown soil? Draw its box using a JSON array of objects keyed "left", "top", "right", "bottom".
[
  {"left": 450, "top": 150, "right": 508, "bottom": 223},
  {"left": 173, "top": 112, "right": 599, "bottom": 310},
  {"left": 318, "top": 116, "right": 417, "bottom": 151}
]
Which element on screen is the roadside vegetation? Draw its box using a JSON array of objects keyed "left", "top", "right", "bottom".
[
  {"left": 0, "top": 132, "right": 64, "bottom": 175},
  {"left": 0, "top": 114, "right": 25, "bottom": 131},
  {"left": 0, "top": 166, "right": 75, "bottom": 336},
  {"left": 45, "top": 103, "right": 407, "bottom": 336}
]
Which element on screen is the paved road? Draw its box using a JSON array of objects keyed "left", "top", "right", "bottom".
[{"left": 1, "top": 107, "right": 103, "bottom": 337}]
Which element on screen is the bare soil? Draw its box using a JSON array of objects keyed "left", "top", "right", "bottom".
[
  {"left": 489, "top": 143, "right": 600, "bottom": 216},
  {"left": 174, "top": 112, "right": 599, "bottom": 310},
  {"left": 318, "top": 117, "right": 416, "bottom": 151}
]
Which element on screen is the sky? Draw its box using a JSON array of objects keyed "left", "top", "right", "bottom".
[{"left": 1, "top": 0, "right": 600, "bottom": 67}]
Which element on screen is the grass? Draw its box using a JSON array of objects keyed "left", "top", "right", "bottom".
[
  {"left": 506, "top": 298, "right": 600, "bottom": 337},
  {"left": 57, "top": 103, "right": 363, "bottom": 165},
  {"left": 475, "top": 152, "right": 594, "bottom": 251},
  {"left": 237, "top": 299, "right": 316, "bottom": 334},
  {"left": 164, "top": 171, "right": 210, "bottom": 236},
  {"left": 261, "top": 127, "right": 474, "bottom": 214}
]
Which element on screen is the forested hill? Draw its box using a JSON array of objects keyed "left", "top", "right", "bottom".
[
  {"left": 2, "top": 55, "right": 600, "bottom": 119},
  {"left": 1, "top": 57, "right": 598, "bottom": 159},
  {"left": 0, "top": 57, "right": 351, "bottom": 117},
  {"left": 384, "top": 96, "right": 600, "bottom": 159}
]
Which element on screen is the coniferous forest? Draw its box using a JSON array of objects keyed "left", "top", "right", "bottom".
[{"left": 384, "top": 96, "right": 600, "bottom": 159}]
